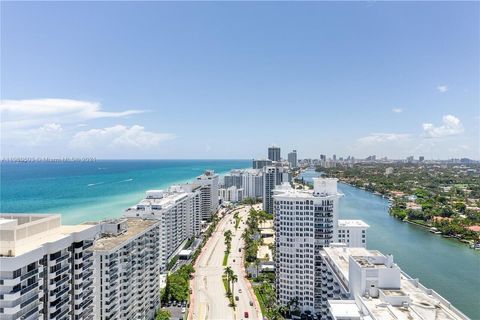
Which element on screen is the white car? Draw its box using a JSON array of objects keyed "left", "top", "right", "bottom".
[{"left": 181, "top": 307, "right": 186, "bottom": 313}]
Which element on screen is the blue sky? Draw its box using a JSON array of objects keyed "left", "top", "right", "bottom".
[{"left": 1, "top": 1, "right": 478, "bottom": 160}]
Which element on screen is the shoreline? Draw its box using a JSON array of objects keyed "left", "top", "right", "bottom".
[{"left": 336, "top": 178, "right": 478, "bottom": 249}]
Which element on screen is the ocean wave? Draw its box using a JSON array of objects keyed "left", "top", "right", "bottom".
[
  {"left": 118, "top": 178, "right": 133, "bottom": 183},
  {"left": 87, "top": 182, "right": 105, "bottom": 187}
]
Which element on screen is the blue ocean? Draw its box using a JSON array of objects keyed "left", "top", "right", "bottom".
[{"left": 0, "top": 160, "right": 250, "bottom": 224}]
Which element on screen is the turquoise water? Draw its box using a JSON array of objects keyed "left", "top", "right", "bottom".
[
  {"left": 301, "top": 170, "right": 480, "bottom": 319},
  {"left": 0, "top": 160, "right": 249, "bottom": 224}
]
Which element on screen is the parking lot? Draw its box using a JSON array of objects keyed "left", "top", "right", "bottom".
[{"left": 162, "top": 301, "right": 188, "bottom": 320}]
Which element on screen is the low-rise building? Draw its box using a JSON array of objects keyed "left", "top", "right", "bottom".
[{"left": 336, "top": 220, "right": 369, "bottom": 247}]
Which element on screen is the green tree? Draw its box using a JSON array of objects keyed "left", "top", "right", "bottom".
[{"left": 156, "top": 309, "right": 171, "bottom": 320}]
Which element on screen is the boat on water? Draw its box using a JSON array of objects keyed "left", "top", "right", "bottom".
[
  {"left": 429, "top": 227, "right": 442, "bottom": 234},
  {"left": 471, "top": 243, "right": 480, "bottom": 250}
]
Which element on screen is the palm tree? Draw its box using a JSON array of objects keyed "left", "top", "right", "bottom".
[
  {"left": 230, "top": 273, "right": 238, "bottom": 301},
  {"left": 223, "top": 267, "right": 233, "bottom": 295}
]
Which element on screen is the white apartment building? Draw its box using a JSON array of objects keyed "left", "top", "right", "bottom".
[
  {"left": 273, "top": 178, "right": 342, "bottom": 313},
  {"left": 0, "top": 214, "right": 99, "bottom": 320},
  {"left": 222, "top": 169, "right": 263, "bottom": 199},
  {"left": 90, "top": 218, "right": 161, "bottom": 320},
  {"left": 194, "top": 170, "right": 219, "bottom": 221},
  {"left": 323, "top": 245, "right": 469, "bottom": 320},
  {"left": 219, "top": 186, "right": 244, "bottom": 203},
  {"left": 124, "top": 186, "right": 201, "bottom": 271},
  {"left": 336, "top": 220, "right": 369, "bottom": 248}
]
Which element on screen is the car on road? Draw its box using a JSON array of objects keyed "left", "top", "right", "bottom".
[
  {"left": 238, "top": 289, "right": 242, "bottom": 293},
  {"left": 244, "top": 311, "right": 249, "bottom": 318},
  {"left": 235, "top": 296, "right": 239, "bottom": 301},
  {"left": 249, "top": 301, "right": 253, "bottom": 306}
]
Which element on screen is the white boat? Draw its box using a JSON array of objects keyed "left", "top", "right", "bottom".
[{"left": 429, "top": 227, "right": 442, "bottom": 234}]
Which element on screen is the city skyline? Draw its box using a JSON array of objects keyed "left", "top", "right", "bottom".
[{"left": 1, "top": 2, "right": 479, "bottom": 160}]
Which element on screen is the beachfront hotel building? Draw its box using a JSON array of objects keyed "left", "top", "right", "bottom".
[
  {"left": 0, "top": 214, "right": 99, "bottom": 320},
  {"left": 273, "top": 178, "right": 342, "bottom": 313},
  {"left": 193, "top": 170, "right": 219, "bottom": 221},
  {"left": 90, "top": 218, "right": 161, "bottom": 320},
  {"left": 221, "top": 169, "right": 264, "bottom": 199},
  {"left": 124, "top": 186, "right": 201, "bottom": 271},
  {"left": 323, "top": 244, "right": 468, "bottom": 320},
  {"left": 218, "top": 186, "right": 244, "bottom": 203}
]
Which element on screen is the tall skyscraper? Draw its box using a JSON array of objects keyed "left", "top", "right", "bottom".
[
  {"left": 268, "top": 145, "right": 281, "bottom": 162},
  {"left": 262, "top": 166, "right": 278, "bottom": 214},
  {"left": 273, "top": 178, "right": 342, "bottom": 313},
  {"left": 193, "top": 170, "right": 219, "bottom": 221},
  {"left": 419, "top": 156, "right": 425, "bottom": 162},
  {"left": 287, "top": 150, "right": 298, "bottom": 168}
]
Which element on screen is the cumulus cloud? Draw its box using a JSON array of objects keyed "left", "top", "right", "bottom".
[
  {"left": 357, "top": 133, "right": 411, "bottom": 145},
  {"left": 437, "top": 85, "right": 448, "bottom": 93},
  {"left": 0, "top": 98, "right": 144, "bottom": 129},
  {"left": 3, "top": 123, "right": 64, "bottom": 146},
  {"left": 422, "top": 115, "right": 464, "bottom": 138},
  {"left": 70, "top": 125, "right": 174, "bottom": 150},
  {"left": 392, "top": 108, "right": 403, "bottom": 113}
]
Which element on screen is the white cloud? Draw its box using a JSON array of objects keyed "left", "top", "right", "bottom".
[
  {"left": 357, "top": 133, "right": 411, "bottom": 145},
  {"left": 70, "top": 125, "right": 174, "bottom": 150},
  {"left": 437, "top": 85, "right": 448, "bottom": 93},
  {"left": 392, "top": 108, "right": 403, "bottom": 113},
  {"left": 422, "top": 114, "right": 464, "bottom": 138},
  {"left": 4, "top": 123, "right": 64, "bottom": 146},
  {"left": 0, "top": 98, "right": 144, "bottom": 129}
]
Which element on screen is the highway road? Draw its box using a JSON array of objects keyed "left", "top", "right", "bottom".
[{"left": 190, "top": 205, "right": 262, "bottom": 320}]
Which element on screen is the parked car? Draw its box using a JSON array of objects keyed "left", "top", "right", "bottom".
[
  {"left": 244, "top": 311, "right": 249, "bottom": 318},
  {"left": 181, "top": 307, "right": 186, "bottom": 313},
  {"left": 235, "top": 296, "right": 239, "bottom": 301}
]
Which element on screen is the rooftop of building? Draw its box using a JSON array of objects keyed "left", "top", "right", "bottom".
[
  {"left": 91, "top": 218, "right": 158, "bottom": 252},
  {"left": 360, "top": 276, "right": 468, "bottom": 320},
  {"left": 323, "top": 245, "right": 382, "bottom": 281},
  {"left": 325, "top": 245, "right": 468, "bottom": 320},
  {"left": 0, "top": 214, "right": 96, "bottom": 257},
  {"left": 338, "top": 219, "right": 370, "bottom": 228},
  {"left": 327, "top": 300, "right": 361, "bottom": 319},
  {"left": 126, "top": 188, "right": 191, "bottom": 211}
]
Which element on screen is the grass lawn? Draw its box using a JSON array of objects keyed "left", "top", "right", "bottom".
[
  {"left": 253, "top": 286, "right": 268, "bottom": 316},
  {"left": 223, "top": 252, "right": 229, "bottom": 266}
]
